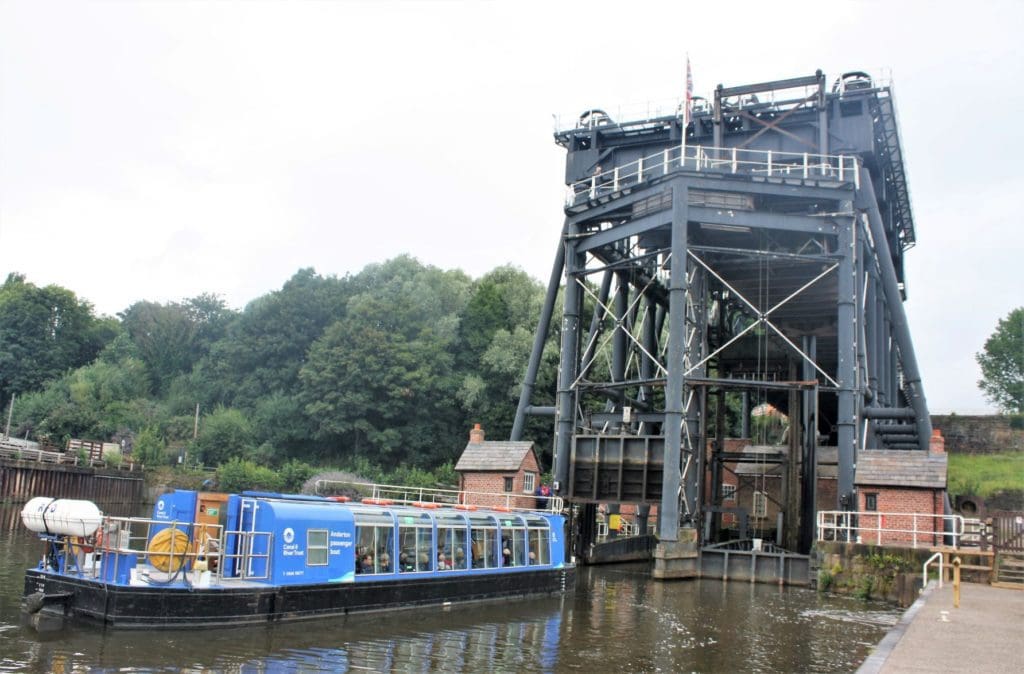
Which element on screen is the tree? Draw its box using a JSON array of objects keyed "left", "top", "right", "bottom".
[
  {"left": 0, "top": 273, "right": 117, "bottom": 401},
  {"left": 193, "top": 268, "right": 352, "bottom": 410},
  {"left": 300, "top": 257, "right": 471, "bottom": 467},
  {"left": 119, "top": 294, "right": 235, "bottom": 395},
  {"left": 976, "top": 307, "right": 1024, "bottom": 413},
  {"left": 455, "top": 267, "right": 558, "bottom": 453}
]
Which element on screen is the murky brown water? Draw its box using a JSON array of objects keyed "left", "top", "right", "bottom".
[{"left": 0, "top": 504, "right": 900, "bottom": 672}]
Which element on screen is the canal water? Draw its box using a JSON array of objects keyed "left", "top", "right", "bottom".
[{"left": 0, "top": 504, "right": 901, "bottom": 672}]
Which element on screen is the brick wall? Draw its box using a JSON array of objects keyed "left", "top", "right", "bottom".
[
  {"left": 856, "top": 487, "right": 943, "bottom": 546},
  {"left": 817, "top": 478, "right": 838, "bottom": 513},
  {"left": 459, "top": 451, "right": 543, "bottom": 509}
]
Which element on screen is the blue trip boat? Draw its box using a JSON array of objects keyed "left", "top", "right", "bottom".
[{"left": 21, "top": 488, "right": 574, "bottom": 629}]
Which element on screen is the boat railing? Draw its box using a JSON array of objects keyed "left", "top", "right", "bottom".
[
  {"left": 313, "top": 479, "right": 564, "bottom": 514},
  {"left": 48, "top": 515, "right": 273, "bottom": 585}
]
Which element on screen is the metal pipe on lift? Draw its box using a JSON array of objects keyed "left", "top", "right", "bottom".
[
  {"left": 511, "top": 222, "right": 568, "bottom": 441},
  {"left": 873, "top": 425, "right": 918, "bottom": 434},
  {"left": 863, "top": 407, "right": 916, "bottom": 419},
  {"left": 856, "top": 169, "right": 932, "bottom": 451}
]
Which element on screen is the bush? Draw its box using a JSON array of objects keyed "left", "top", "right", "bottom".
[
  {"left": 854, "top": 575, "right": 874, "bottom": 600},
  {"left": 134, "top": 426, "right": 167, "bottom": 466},
  {"left": 217, "top": 458, "right": 282, "bottom": 493},
  {"left": 279, "top": 459, "right": 316, "bottom": 493},
  {"left": 432, "top": 461, "right": 458, "bottom": 487},
  {"left": 195, "top": 407, "right": 254, "bottom": 466}
]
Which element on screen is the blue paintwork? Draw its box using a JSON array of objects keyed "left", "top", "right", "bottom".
[
  {"left": 151, "top": 490, "right": 198, "bottom": 535},
  {"left": 37, "top": 491, "right": 567, "bottom": 589},
  {"left": 251, "top": 499, "right": 357, "bottom": 584}
]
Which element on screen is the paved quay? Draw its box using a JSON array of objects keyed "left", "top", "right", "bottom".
[{"left": 858, "top": 582, "right": 1024, "bottom": 673}]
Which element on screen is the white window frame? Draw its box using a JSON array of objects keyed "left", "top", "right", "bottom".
[
  {"left": 307, "top": 529, "right": 329, "bottom": 567},
  {"left": 721, "top": 483, "right": 737, "bottom": 501},
  {"left": 523, "top": 472, "right": 536, "bottom": 494},
  {"left": 752, "top": 491, "right": 768, "bottom": 518}
]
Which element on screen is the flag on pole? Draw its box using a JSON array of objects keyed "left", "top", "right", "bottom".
[{"left": 684, "top": 54, "right": 693, "bottom": 128}]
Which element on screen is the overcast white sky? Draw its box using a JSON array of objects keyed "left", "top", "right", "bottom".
[{"left": 1, "top": 0, "right": 1021, "bottom": 414}]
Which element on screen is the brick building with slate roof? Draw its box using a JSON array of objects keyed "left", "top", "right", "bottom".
[
  {"left": 853, "top": 429, "right": 949, "bottom": 545},
  {"left": 454, "top": 424, "right": 543, "bottom": 509}
]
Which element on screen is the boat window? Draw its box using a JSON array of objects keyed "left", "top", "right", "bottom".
[
  {"left": 354, "top": 513, "right": 395, "bottom": 575},
  {"left": 307, "top": 529, "right": 329, "bottom": 567},
  {"left": 438, "top": 525, "right": 468, "bottom": 571},
  {"left": 398, "top": 512, "right": 433, "bottom": 573},
  {"left": 435, "top": 512, "right": 467, "bottom": 571},
  {"left": 468, "top": 514, "right": 498, "bottom": 569},
  {"left": 499, "top": 516, "right": 527, "bottom": 567},
  {"left": 528, "top": 522, "right": 550, "bottom": 565}
]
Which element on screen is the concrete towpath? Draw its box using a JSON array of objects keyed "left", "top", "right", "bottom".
[{"left": 858, "top": 582, "right": 1024, "bottom": 673}]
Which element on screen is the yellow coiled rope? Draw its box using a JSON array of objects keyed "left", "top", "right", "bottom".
[{"left": 147, "top": 528, "right": 190, "bottom": 572}]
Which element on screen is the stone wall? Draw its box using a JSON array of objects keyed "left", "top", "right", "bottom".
[
  {"left": 814, "top": 541, "right": 929, "bottom": 607},
  {"left": 931, "top": 415, "right": 1023, "bottom": 454}
]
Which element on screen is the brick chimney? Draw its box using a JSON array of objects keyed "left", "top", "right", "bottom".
[
  {"left": 469, "top": 423, "right": 485, "bottom": 444},
  {"left": 929, "top": 428, "right": 945, "bottom": 455}
]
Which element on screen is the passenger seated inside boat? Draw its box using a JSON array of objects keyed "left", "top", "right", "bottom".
[
  {"left": 437, "top": 552, "right": 450, "bottom": 570},
  {"left": 417, "top": 553, "right": 430, "bottom": 571},
  {"left": 358, "top": 554, "right": 374, "bottom": 574},
  {"left": 454, "top": 547, "right": 466, "bottom": 569},
  {"left": 399, "top": 552, "right": 414, "bottom": 572},
  {"left": 502, "top": 547, "right": 512, "bottom": 566},
  {"left": 528, "top": 551, "right": 537, "bottom": 565},
  {"left": 378, "top": 553, "right": 391, "bottom": 573}
]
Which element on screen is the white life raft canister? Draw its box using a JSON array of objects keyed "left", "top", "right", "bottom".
[{"left": 21, "top": 497, "right": 103, "bottom": 537}]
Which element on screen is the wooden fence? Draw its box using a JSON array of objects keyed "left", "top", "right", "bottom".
[{"left": 0, "top": 457, "right": 144, "bottom": 505}]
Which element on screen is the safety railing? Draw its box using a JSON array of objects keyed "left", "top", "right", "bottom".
[
  {"left": 0, "top": 443, "right": 137, "bottom": 468},
  {"left": 565, "top": 143, "right": 859, "bottom": 207},
  {"left": 817, "top": 510, "right": 975, "bottom": 549},
  {"left": 51, "top": 516, "right": 272, "bottom": 585},
  {"left": 313, "top": 479, "right": 564, "bottom": 514},
  {"left": 923, "top": 551, "right": 944, "bottom": 590}
]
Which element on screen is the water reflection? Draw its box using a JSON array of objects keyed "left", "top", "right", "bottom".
[{"left": 1, "top": 506, "right": 899, "bottom": 673}]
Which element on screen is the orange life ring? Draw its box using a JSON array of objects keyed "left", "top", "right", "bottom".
[
  {"left": 493, "top": 506, "right": 512, "bottom": 512},
  {"left": 454, "top": 504, "right": 477, "bottom": 511},
  {"left": 411, "top": 501, "right": 440, "bottom": 509},
  {"left": 361, "top": 498, "right": 394, "bottom": 506},
  {"left": 327, "top": 496, "right": 350, "bottom": 503}
]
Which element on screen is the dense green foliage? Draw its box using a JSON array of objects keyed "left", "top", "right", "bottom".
[
  {"left": 3, "top": 258, "right": 559, "bottom": 481},
  {"left": 976, "top": 307, "right": 1024, "bottom": 413},
  {"left": 0, "top": 273, "right": 119, "bottom": 403}
]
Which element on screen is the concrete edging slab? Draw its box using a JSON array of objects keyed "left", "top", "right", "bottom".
[{"left": 856, "top": 580, "right": 936, "bottom": 674}]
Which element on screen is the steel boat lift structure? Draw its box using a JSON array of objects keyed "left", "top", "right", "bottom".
[{"left": 511, "top": 70, "right": 930, "bottom": 563}]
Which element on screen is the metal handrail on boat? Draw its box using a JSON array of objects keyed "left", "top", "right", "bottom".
[
  {"left": 49, "top": 515, "right": 273, "bottom": 585},
  {"left": 313, "top": 479, "right": 565, "bottom": 514}
]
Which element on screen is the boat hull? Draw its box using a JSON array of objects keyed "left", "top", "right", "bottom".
[{"left": 23, "top": 566, "right": 575, "bottom": 629}]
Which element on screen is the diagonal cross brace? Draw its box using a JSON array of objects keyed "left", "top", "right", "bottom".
[{"left": 685, "top": 251, "right": 840, "bottom": 388}]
